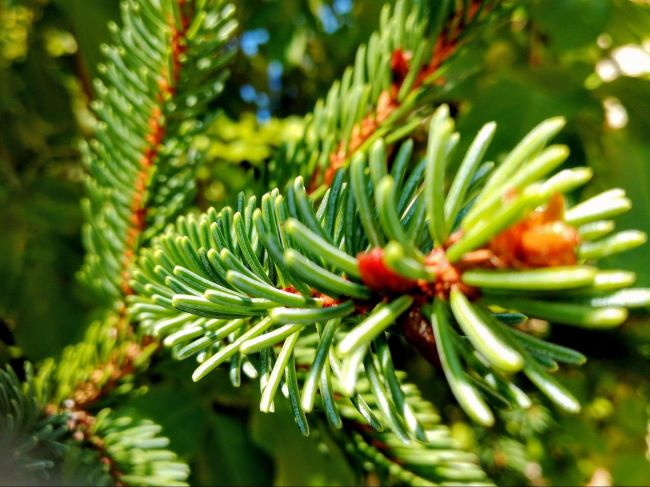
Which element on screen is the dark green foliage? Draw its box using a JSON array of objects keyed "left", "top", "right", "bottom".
[
  {"left": 0, "top": 0, "right": 89, "bottom": 360},
  {"left": 0, "top": 365, "right": 68, "bottom": 483}
]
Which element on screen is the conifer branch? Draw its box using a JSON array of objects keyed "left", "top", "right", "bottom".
[
  {"left": 3, "top": 364, "right": 184, "bottom": 486},
  {"left": 79, "top": 0, "right": 237, "bottom": 304},
  {"left": 6, "top": 0, "right": 648, "bottom": 484},
  {"left": 57, "top": 0, "right": 237, "bottom": 421},
  {"left": 129, "top": 108, "right": 648, "bottom": 452},
  {"left": 30, "top": 319, "right": 164, "bottom": 484},
  {"left": 266, "top": 0, "right": 498, "bottom": 192},
  {"left": 65, "top": 409, "right": 190, "bottom": 486},
  {"left": 34, "top": 318, "right": 158, "bottom": 412}
]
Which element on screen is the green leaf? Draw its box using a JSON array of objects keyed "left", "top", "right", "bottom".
[
  {"left": 425, "top": 105, "right": 453, "bottom": 245},
  {"left": 485, "top": 296, "right": 628, "bottom": 328},
  {"left": 283, "top": 249, "right": 370, "bottom": 299},
  {"left": 578, "top": 230, "right": 647, "bottom": 260},
  {"left": 450, "top": 289, "right": 524, "bottom": 374},
  {"left": 445, "top": 121, "right": 496, "bottom": 227},
  {"left": 260, "top": 330, "right": 301, "bottom": 412},
  {"left": 284, "top": 219, "right": 360, "bottom": 279},
  {"left": 337, "top": 296, "right": 413, "bottom": 356},
  {"left": 465, "top": 116, "right": 565, "bottom": 227},
  {"left": 524, "top": 362, "right": 581, "bottom": 413},
  {"left": 431, "top": 301, "right": 494, "bottom": 426},
  {"left": 462, "top": 266, "right": 597, "bottom": 291},
  {"left": 508, "top": 328, "right": 587, "bottom": 365},
  {"left": 269, "top": 301, "right": 355, "bottom": 325}
]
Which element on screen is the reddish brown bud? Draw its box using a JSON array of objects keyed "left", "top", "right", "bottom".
[
  {"left": 489, "top": 194, "right": 580, "bottom": 268},
  {"left": 357, "top": 248, "right": 418, "bottom": 293},
  {"left": 391, "top": 48, "right": 412, "bottom": 85}
]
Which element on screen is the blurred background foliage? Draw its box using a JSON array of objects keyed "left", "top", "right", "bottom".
[{"left": 0, "top": 0, "right": 648, "bottom": 485}]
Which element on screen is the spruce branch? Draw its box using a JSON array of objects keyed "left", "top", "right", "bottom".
[
  {"left": 1, "top": 360, "right": 188, "bottom": 486},
  {"left": 24, "top": 317, "right": 166, "bottom": 485},
  {"left": 266, "top": 0, "right": 499, "bottom": 192},
  {"left": 6, "top": 0, "right": 647, "bottom": 484},
  {"left": 67, "top": 0, "right": 239, "bottom": 409},
  {"left": 129, "top": 107, "right": 648, "bottom": 449},
  {"left": 78, "top": 0, "right": 237, "bottom": 304},
  {"left": 63, "top": 409, "right": 190, "bottom": 486}
]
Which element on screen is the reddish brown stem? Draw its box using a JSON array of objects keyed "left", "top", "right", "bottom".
[{"left": 119, "top": 8, "right": 190, "bottom": 296}]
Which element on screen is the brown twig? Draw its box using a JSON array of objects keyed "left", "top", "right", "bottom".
[{"left": 119, "top": 7, "right": 191, "bottom": 296}]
